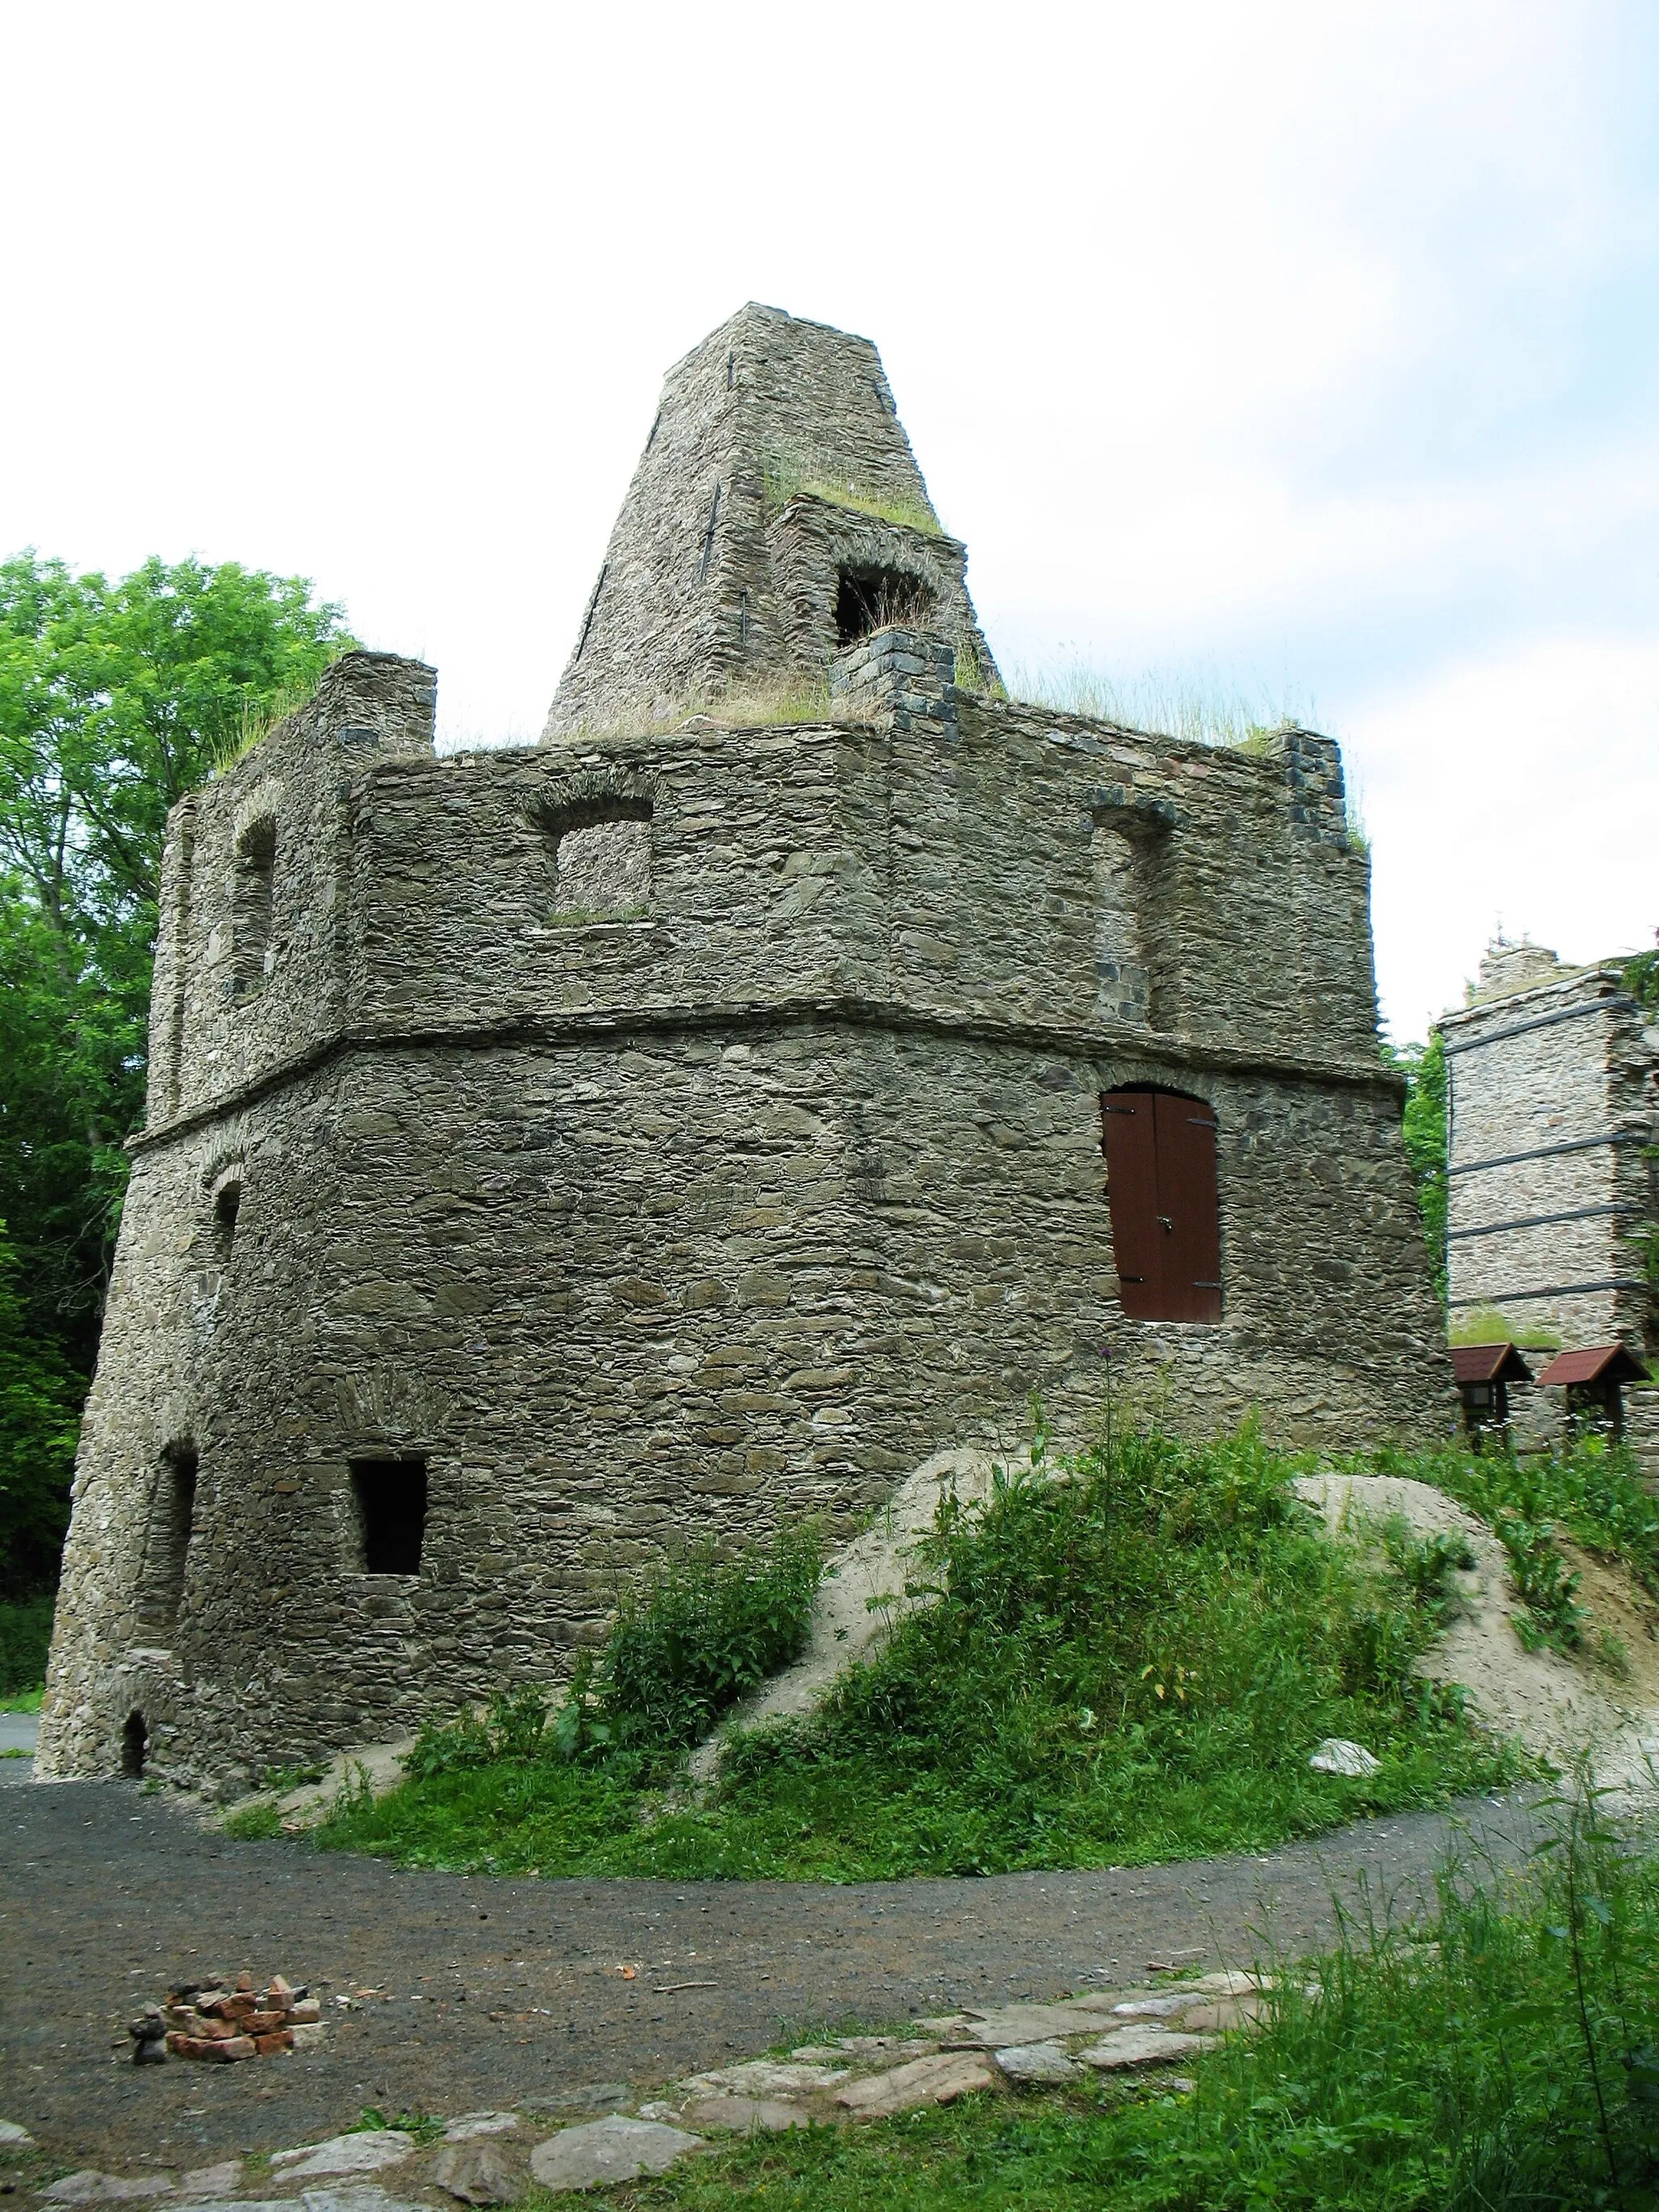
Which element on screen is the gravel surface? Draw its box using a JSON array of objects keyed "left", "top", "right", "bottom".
[{"left": 1, "top": 1779, "right": 1541, "bottom": 2173}]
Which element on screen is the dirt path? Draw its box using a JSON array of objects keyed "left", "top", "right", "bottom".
[{"left": 0, "top": 1779, "right": 1546, "bottom": 2174}]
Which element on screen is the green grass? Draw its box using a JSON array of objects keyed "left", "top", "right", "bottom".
[
  {"left": 0, "top": 1595, "right": 54, "bottom": 1696},
  {"left": 1009, "top": 663, "right": 1314, "bottom": 749},
  {"left": 762, "top": 452, "right": 943, "bottom": 538},
  {"left": 1383, "top": 1433, "right": 1659, "bottom": 1604},
  {"left": 0, "top": 1683, "right": 45, "bottom": 1714},
  {"left": 518, "top": 1796, "right": 1659, "bottom": 2210},
  {"left": 310, "top": 1427, "right": 1522, "bottom": 1882}
]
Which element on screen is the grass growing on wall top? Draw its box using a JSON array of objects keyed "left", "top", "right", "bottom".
[
  {"left": 292, "top": 1426, "right": 1524, "bottom": 1879},
  {"left": 761, "top": 451, "right": 945, "bottom": 539},
  {"left": 1009, "top": 663, "right": 1315, "bottom": 749}
]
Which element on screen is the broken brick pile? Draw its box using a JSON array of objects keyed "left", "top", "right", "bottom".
[{"left": 157, "top": 1971, "right": 319, "bottom": 2061}]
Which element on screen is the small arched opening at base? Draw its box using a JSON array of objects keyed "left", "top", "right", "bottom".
[{"left": 121, "top": 1710, "right": 147, "bottom": 1779}]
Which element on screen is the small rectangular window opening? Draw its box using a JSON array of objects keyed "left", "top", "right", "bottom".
[
  {"left": 350, "top": 1456, "right": 428, "bottom": 1574},
  {"left": 139, "top": 1442, "right": 198, "bottom": 1633},
  {"left": 549, "top": 803, "right": 653, "bottom": 918},
  {"left": 232, "top": 816, "right": 277, "bottom": 1002},
  {"left": 835, "top": 566, "right": 936, "bottom": 646}
]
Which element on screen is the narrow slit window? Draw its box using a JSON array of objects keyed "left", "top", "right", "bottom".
[
  {"left": 138, "top": 1441, "right": 198, "bottom": 1634},
  {"left": 1100, "top": 1088, "right": 1222, "bottom": 1323},
  {"left": 211, "top": 1174, "right": 243, "bottom": 1262},
  {"left": 232, "top": 816, "right": 277, "bottom": 1001},
  {"left": 350, "top": 1456, "right": 428, "bottom": 1574}
]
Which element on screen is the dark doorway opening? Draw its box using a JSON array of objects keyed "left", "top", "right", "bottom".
[
  {"left": 122, "top": 1711, "right": 147, "bottom": 1778},
  {"left": 350, "top": 1457, "right": 429, "bottom": 1574},
  {"left": 835, "top": 565, "right": 936, "bottom": 646},
  {"left": 1100, "top": 1088, "right": 1222, "bottom": 1323}
]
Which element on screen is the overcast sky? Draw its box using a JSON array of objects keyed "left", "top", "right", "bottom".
[{"left": 3, "top": 2, "right": 1654, "bottom": 1042}]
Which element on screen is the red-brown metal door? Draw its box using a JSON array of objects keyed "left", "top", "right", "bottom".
[
  {"left": 1101, "top": 1089, "right": 1222, "bottom": 1323},
  {"left": 1152, "top": 1093, "right": 1222, "bottom": 1323},
  {"left": 1101, "top": 1090, "right": 1164, "bottom": 1319}
]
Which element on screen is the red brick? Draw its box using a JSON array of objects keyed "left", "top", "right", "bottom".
[
  {"left": 254, "top": 2031, "right": 294, "bottom": 2056},
  {"left": 215, "top": 2036, "right": 257, "bottom": 2061},
  {"left": 234, "top": 1972, "right": 254, "bottom": 1993}
]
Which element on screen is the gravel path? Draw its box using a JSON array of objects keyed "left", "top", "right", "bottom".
[{"left": 1, "top": 1779, "right": 1541, "bottom": 2173}]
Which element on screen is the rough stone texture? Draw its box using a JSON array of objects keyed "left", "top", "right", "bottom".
[
  {"left": 431, "top": 2139, "right": 518, "bottom": 2204},
  {"left": 269, "top": 2134, "right": 413, "bottom": 2180},
  {"left": 992, "top": 2040, "right": 1080, "bottom": 2083},
  {"left": 528, "top": 2116, "right": 703, "bottom": 2192},
  {"left": 544, "top": 303, "right": 999, "bottom": 735},
  {"left": 1079, "top": 2025, "right": 1215, "bottom": 2069},
  {"left": 834, "top": 2052, "right": 996, "bottom": 2116},
  {"left": 1444, "top": 942, "right": 1657, "bottom": 1362},
  {"left": 41, "top": 315, "right": 1450, "bottom": 1790},
  {"left": 677, "top": 2097, "right": 809, "bottom": 2133}
]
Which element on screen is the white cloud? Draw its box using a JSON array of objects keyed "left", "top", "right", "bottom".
[
  {"left": 1351, "top": 636, "right": 1659, "bottom": 1040},
  {"left": 0, "top": 0, "right": 1653, "bottom": 1044}
]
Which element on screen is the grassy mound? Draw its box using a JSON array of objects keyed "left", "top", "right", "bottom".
[
  {"left": 301, "top": 1426, "right": 1526, "bottom": 1878},
  {"left": 561, "top": 1794, "right": 1659, "bottom": 2211}
]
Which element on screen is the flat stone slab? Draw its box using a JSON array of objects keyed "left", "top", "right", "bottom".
[
  {"left": 992, "top": 2041, "right": 1080, "bottom": 2085},
  {"left": 271, "top": 2134, "right": 414, "bottom": 2180},
  {"left": 835, "top": 2052, "right": 997, "bottom": 2119},
  {"left": 177, "top": 2167, "right": 242, "bottom": 2197},
  {"left": 920, "top": 1998, "right": 1122, "bottom": 2047},
  {"left": 679, "top": 2097, "right": 809, "bottom": 2133},
  {"left": 300, "top": 2190, "right": 429, "bottom": 2212},
  {"left": 40, "top": 2177, "right": 176, "bottom": 2203},
  {"left": 530, "top": 2117, "right": 705, "bottom": 2193},
  {"left": 441, "top": 2116, "right": 519, "bottom": 2143},
  {"left": 680, "top": 2061, "right": 847, "bottom": 2098},
  {"left": 433, "top": 2141, "right": 518, "bottom": 2205},
  {"left": 1079, "top": 2025, "right": 1217, "bottom": 2070}
]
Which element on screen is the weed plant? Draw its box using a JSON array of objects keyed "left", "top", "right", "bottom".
[
  {"left": 551, "top": 1790, "right": 1659, "bottom": 2211},
  {"left": 314, "top": 1428, "right": 1519, "bottom": 1880},
  {"left": 1389, "top": 1433, "right": 1659, "bottom": 1607}
]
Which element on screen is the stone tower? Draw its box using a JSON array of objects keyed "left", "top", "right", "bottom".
[
  {"left": 1444, "top": 937, "right": 1657, "bottom": 1357},
  {"left": 543, "top": 302, "right": 1000, "bottom": 736},
  {"left": 38, "top": 309, "right": 1450, "bottom": 1794}
]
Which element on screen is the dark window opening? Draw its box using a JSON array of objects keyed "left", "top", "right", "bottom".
[
  {"left": 232, "top": 816, "right": 277, "bottom": 1002},
  {"left": 835, "top": 565, "right": 937, "bottom": 646},
  {"left": 139, "top": 1442, "right": 198, "bottom": 1634},
  {"left": 122, "top": 1710, "right": 147, "bottom": 1779},
  {"left": 211, "top": 1177, "right": 242, "bottom": 1261},
  {"left": 350, "top": 1457, "right": 428, "bottom": 1574},
  {"left": 1101, "top": 1088, "right": 1222, "bottom": 1324}
]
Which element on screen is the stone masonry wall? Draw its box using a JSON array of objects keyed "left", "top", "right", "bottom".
[
  {"left": 543, "top": 305, "right": 996, "bottom": 735},
  {"left": 1444, "top": 965, "right": 1657, "bottom": 1353},
  {"left": 40, "top": 637, "right": 1446, "bottom": 1790}
]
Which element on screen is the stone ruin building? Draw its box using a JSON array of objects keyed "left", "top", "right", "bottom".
[
  {"left": 1444, "top": 936, "right": 1657, "bottom": 1464},
  {"left": 39, "top": 302, "right": 1450, "bottom": 1791}
]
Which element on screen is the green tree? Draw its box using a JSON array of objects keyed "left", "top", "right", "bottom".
[
  {"left": 0, "top": 552, "right": 353, "bottom": 1607},
  {"left": 1392, "top": 1032, "right": 1448, "bottom": 1307}
]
